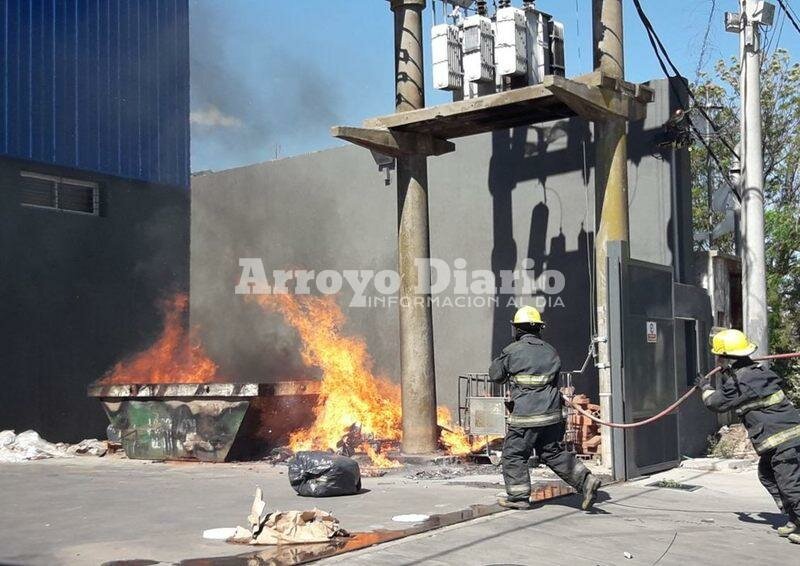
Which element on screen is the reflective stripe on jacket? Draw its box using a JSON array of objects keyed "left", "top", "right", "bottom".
[
  {"left": 507, "top": 409, "right": 564, "bottom": 428},
  {"left": 754, "top": 424, "right": 800, "bottom": 455},
  {"left": 511, "top": 374, "right": 557, "bottom": 387},
  {"left": 735, "top": 390, "right": 785, "bottom": 416},
  {"left": 489, "top": 333, "right": 563, "bottom": 428},
  {"left": 701, "top": 360, "right": 800, "bottom": 454}
]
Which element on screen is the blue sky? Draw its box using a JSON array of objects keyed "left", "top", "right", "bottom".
[{"left": 189, "top": 0, "right": 800, "bottom": 173}]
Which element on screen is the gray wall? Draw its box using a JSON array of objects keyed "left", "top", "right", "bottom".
[
  {"left": 191, "top": 79, "right": 708, "bottom": 435},
  {"left": 0, "top": 156, "right": 190, "bottom": 442}
]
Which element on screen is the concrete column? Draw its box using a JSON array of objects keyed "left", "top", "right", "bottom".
[
  {"left": 740, "top": 0, "right": 769, "bottom": 355},
  {"left": 592, "top": 0, "right": 629, "bottom": 473},
  {"left": 390, "top": 0, "right": 438, "bottom": 454}
]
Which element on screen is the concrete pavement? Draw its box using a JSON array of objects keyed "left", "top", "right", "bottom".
[
  {"left": 0, "top": 457, "right": 796, "bottom": 565},
  {"left": 322, "top": 466, "right": 799, "bottom": 565},
  {"left": 0, "top": 457, "right": 500, "bottom": 565}
]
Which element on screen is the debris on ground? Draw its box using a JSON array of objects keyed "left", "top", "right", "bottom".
[
  {"left": 405, "top": 463, "right": 509, "bottom": 481},
  {"left": 67, "top": 438, "right": 110, "bottom": 457},
  {"left": 263, "top": 447, "right": 294, "bottom": 465},
  {"left": 288, "top": 451, "right": 362, "bottom": 497},
  {"left": 202, "top": 527, "right": 238, "bottom": 541},
  {"left": 392, "top": 514, "right": 430, "bottom": 523},
  {"left": 0, "top": 430, "right": 118, "bottom": 463},
  {"left": 406, "top": 467, "right": 463, "bottom": 480},
  {"left": 335, "top": 423, "right": 365, "bottom": 457},
  {"left": 708, "top": 424, "right": 757, "bottom": 459},
  {"left": 0, "top": 430, "right": 70, "bottom": 462},
  {"left": 224, "top": 487, "right": 349, "bottom": 545},
  {"left": 359, "top": 467, "right": 387, "bottom": 478},
  {"left": 565, "top": 393, "right": 602, "bottom": 456}
]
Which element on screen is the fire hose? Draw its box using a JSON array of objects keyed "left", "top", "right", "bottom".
[{"left": 564, "top": 352, "right": 800, "bottom": 429}]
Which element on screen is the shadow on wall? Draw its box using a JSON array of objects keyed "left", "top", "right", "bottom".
[{"left": 488, "top": 120, "right": 598, "bottom": 400}]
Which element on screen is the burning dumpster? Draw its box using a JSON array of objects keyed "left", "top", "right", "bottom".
[{"left": 88, "top": 381, "right": 320, "bottom": 462}]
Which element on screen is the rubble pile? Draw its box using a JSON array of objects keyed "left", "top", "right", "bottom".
[
  {"left": 567, "top": 394, "right": 602, "bottom": 456},
  {"left": 710, "top": 424, "right": 757, "bottom": 459}
]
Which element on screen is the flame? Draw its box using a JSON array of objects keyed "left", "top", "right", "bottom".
[
  {"left": 438, "top": 407, "right": 474, "bottom": 455},
  {"left": 361, "top": 443, "right": 401, "bottom": 468},
  {"left": 252, "top": 294, "right": 401, "bottom": 454},
  {"left": 438, "top": 406, "right": 496, "bottom": 455},
  {"left": 100, "top": 294, "right": 221, "bottom": 384},
  {"left": 251, "top": 294, "right": 476, "bottom": 467}
]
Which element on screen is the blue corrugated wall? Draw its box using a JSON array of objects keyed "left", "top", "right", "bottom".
[{"left": 0, "top": 0, "right": 189, "bottom": 188}]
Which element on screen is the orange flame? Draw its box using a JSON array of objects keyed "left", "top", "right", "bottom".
[
  {"left": 251, "top": 294, "right": 477, "bottom": 467},
  {"left": 100, "top": 294, "right": 221, "bottom": 384},
  {"left": 252, "top": 294, "right": 401, "bottom": 453},
  {"left": 361, "top": 443, "right": 402, "bottom": 468},
  {"left": 438, "top": 407, "right": 479, "bottom": 455}
]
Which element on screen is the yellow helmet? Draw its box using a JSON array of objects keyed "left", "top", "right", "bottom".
[
  {"left": 512, "top": 306, "right": 544, "bottom": 326},
  {"left": 711, "top": 329, "right": 757, "bottom": 357}
]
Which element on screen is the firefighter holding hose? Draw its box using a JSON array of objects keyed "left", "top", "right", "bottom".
[
  {"left": 489, "top": 306, "right": 602, "bottom": 510},
  {"left": 697, "top": 329, "right": 800, "bottom": 544}
]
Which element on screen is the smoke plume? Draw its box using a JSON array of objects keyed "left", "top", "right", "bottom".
[{"left": 189, "top": 0, "right": 344, "bottom": 170}]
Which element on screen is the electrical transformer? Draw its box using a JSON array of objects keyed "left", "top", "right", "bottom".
[
  {"left": 524, "top": 9, "right": 550, "bottom": 85},
  {"left": 432, "top": 24, "right": 464, "bottom": 91},
  {"left": 430, "top": 2, "right": 565, "bottom": 98},
  {"left": 523, "top": 8, "right": 565, "bottom": 84},
  {"left": 463, "top": 14, "right": 495, "bottom": 84},
  {"left": 494, "top": 7, "right": 527, "bottom": 77},
  {"left": 549, "top": 20, "right": 566, "bottom": 77}
]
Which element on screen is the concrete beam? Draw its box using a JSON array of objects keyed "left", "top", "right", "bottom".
[
  {"left": 543, "top": 73, "right": 652, "bottom": 122},
  {"left": 356, "top": 72, "right": 653, "bottom": 140},
  {"left": 331, "top": 126, "right": 455, "bottom": 157}
]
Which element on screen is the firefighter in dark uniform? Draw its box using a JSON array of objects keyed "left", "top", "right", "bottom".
[
  {"left": 489, "top": 306, "right": 602, "bottom": 510},
  {"left": 697, "top": 329, "right": 800, "bottom": 544}
]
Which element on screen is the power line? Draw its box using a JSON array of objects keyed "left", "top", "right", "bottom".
[
  {"left": 630, "top": 0, "right": 742, "bottom": 201},
  {"left": 777, "top": 0, "right": 800, "bottom": 35},
  {"left": 694, "top": 0, "right": 717, "bottom": 81},
  {"left": 762, "top": 6, "right": 780, "bottom": 57},
  {"left": 631, "top": 0, "right": 740, "bottom": 161}
]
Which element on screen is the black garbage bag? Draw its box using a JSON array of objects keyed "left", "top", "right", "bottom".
[{"left": 288, "top": 451, "right": 362, "bottom": 497}]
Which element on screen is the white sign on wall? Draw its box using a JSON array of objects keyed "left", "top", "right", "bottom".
[{"left": 646, "top": 321, "right": 658, "bottom": 344}]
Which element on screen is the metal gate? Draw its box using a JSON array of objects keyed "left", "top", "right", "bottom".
[{"left": 608, "top": 242, "right": 680, "bottom": 480}]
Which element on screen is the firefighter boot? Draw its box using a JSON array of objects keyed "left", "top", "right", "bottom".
[
  {"left": 498, "top": 497, "right": 534, "bottom": 510},
  {"left": 581, "top": 474, "right": 602, "bottom": 511},
  {"left": 778, "top": 521, "right": 797, "bottom": 537}
]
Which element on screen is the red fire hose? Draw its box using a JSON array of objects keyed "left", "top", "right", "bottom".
[{"left": 566, "top": 351, "right": 800, "bottom": 429}]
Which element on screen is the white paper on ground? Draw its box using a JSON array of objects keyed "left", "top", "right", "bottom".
[
  {"left": 202, "top": 527, "right": 238, "bottom": 541},
  {"left": 391, "top": 514, "right": 430, "bottom": 523}
]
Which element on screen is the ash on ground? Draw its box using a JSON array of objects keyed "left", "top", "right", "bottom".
[{"left": 404, "top": 464, "right": 500, "bottom": 480}]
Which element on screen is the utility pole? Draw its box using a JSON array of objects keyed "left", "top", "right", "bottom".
[
  {"left": 390, "top": 0, "right": 439, "bottom": 455},
  {"left": 738, "top": 0, "right": 769, "bottom": 354},
  {"left": 592, "top": 0, "right": 630, "bottom": 471},
  {"left": 705, "top": 92, "right": 715, "bottom": 250}
]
